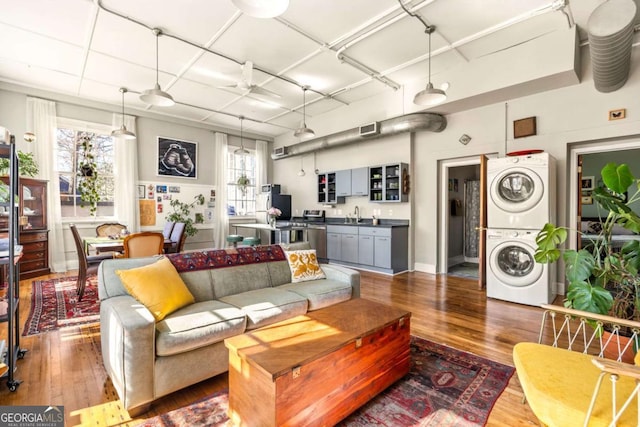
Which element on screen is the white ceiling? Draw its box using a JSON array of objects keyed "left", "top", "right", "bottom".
[{"left": 0, "top": 0, "right": 638, "bottom": 138}]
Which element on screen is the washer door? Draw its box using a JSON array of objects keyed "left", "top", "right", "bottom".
[
  {"left": 489, "top": 241, "right": 543, "bottom": 287},
  {"left": 489, "top": 167, "right": 544, "bottom": 213}
]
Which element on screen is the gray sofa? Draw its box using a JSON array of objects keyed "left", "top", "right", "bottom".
[{"left": 97, "top": 243, "right": 360, "bottom": 415}]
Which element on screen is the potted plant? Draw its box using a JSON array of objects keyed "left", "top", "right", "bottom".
[
  {"left": 236, "top": 175, "right": 250, "bottom": 196},
  {"left": 77, "top": 134, "right": 100, "bottom": 216},
  {"left": 0, "top": 151, "right": 39, "bottom": 177},
  {"left": 535, "top": 162, "right": 640, "bottom": 326},
  {"left": 166, "top": 194, "right": 205, "bottom": 238},
  {"left": 535, "top": 163, "right": 640, "bottom": 361}
]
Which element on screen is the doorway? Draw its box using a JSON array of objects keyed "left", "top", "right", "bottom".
[
  {"left": 438, "top": 157, "right": 483, "bottom": 277},
  {"left": 568, "top": 138, "right": 640, "bottom": 253}
]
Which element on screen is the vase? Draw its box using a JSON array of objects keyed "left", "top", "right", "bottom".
[{"left": 269, "top": 217, "right": 276, "bottom": 228}]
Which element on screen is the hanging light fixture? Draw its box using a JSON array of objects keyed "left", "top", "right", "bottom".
[
  {"left": 140, "top": 28, "right": 175, "bottom": 107},
  {"left": 235, "top": 115, "right": 249, "bottom": 155},
  {"left": 232, "top": 0, "right": 289, "bottom": 18},
  {"left": 413, "top": 25, "right": 447, "bottom": 106},
  {"left": 297, "top": 156, "right": 305, "bottom": 176},
  {"left": 294, "top": 86, "right": 315, "bottom": 139},
  {"left": 111, "top": 87, "right": 136, "bottom": 140}
]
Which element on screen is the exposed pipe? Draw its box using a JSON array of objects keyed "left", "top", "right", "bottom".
[{"left": 272, "top": 112, "right": 446, "bottom": 160}]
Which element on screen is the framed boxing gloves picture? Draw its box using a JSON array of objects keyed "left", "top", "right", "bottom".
[{"left": 157, "top": 137, "right": 198, "bottom": 179}]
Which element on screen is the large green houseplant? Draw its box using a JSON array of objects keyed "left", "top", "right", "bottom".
[
  {"left": 166, "top": 194, "right": 205, "bottom": 238},
  {"left": 535, "top": 163, "right": 640, "bottom": 322}
]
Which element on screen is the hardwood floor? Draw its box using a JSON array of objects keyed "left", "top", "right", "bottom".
[{"left": 0, "top": 269, "right": 544, "bottom": 426}]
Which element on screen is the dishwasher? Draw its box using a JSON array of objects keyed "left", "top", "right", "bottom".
[
  {"left": 302, "top": 210, "right": 327, "bottom": 262},
  {"left": 306, "top": 224, "right": 327, "bottom": 262}
]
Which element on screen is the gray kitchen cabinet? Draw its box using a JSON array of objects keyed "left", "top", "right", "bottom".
[
  {"left": 318, "top": 172, "right": 345, "bottom": 204},
  {"left": 341, "top": 232, "right": 359, "bottom": 263},
  {"left": 358, "top": 234, "right": 374, "bottom": 265},
  {"left": 327, "top": 231, "right": 341, "bottom": 260},
  {"left": 369, "top": 163, "right": 409, "bottom": 203},
  {"left": 351, "top": 167, "right": 369, "bottom": 197},
  {"left": 374, "top": 236, "right": 392, "bottom": 269},
  {"left": 335, "top": 169, "right": 351, "bottom": 197}
]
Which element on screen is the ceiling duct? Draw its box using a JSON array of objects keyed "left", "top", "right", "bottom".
[
  {"left": 587, "top": 0, "right": 637, "bottom": 93},
  {"left": 272, "top": 113, "right": 446, "bottom": 160}
]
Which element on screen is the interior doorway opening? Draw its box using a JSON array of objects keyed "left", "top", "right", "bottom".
[{"left": 438, "top": 157, "right": 482, "bottom": 278}]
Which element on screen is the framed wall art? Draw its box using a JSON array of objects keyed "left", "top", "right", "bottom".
[
  {"left": 581, "top": 176, "right": 594, "bottom": 190},
  {"left": 513, "top": 116, "right": 537, "bottom": 138},
  {"left": 137, "top": 184, "right": 145, "bottom": 199},
  {"left": 157, "top": 137, "right": 197, "bottom": 179}
]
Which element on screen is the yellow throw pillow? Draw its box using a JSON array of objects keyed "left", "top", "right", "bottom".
[
  {"left": 285, "top": 249, "right": 326, "bottom": 283},
  {"left": 116, "top": 257, "right": 195, "bottom": 321}
]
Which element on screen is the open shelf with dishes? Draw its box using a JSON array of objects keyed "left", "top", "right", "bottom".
[{"left": 369, "top": 163, "right": 409, "bottom": 203}]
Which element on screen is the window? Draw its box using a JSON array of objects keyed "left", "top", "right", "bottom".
[
  {"left": 56, "top": 120, "right": 115, "bottom": 218},
  {"left": 226, "top": 148, "right": 256, "bottom": 216}
]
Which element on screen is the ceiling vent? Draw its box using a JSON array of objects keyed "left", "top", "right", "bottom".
[
  {"left": 359, "top": 122, "right": 380, "bottom": 136},
  {"left": 587, "top": 0, "right": 636, "bottom": 93},
  {"left": 272, "top": 146, "right": 289, "bottom": 158}
]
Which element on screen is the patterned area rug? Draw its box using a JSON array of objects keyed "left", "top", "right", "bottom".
[
  {"left": 141, "top": 336, "right": 514, "bottom": 427},
  {"left": 23, "top": 276, "right": 100, "bottom": 336}
]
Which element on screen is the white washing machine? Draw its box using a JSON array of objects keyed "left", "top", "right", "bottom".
[
  {"left": 486, "top": 228, "right": 555, "bottom": 306},
  {"left": 487, "top": 152, "right": 556, "bottom": 229}
]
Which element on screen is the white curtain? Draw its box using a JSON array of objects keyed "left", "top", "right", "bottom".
[
  {"left": 256, "top": 140, "right": 268, "bottom": 190},
  {"left": 112, "top": 113, "right": 139, "bottom": 232},
  {"left": 26, "top": 97, "right": 65, "bottom": 272},
  {"left": 213, "top": 133, "right": 229, "bottom": 248}
]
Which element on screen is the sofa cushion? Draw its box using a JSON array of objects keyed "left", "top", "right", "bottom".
[
  {"left": 278, "top": 279, "right": 353, "bottom": 311},
  {"left": 285, "top": 249, "right": 326, "bottom": 283},
  {"left": 210, "top": 263, "right": 273, "bottom": 298},
  {"left": 116, "top": 257, "right": 195, "bottom": 321},
  {"left": 156, "top": 300, "right": 247, "bottom": 357},
  {"left": 220, "top": 288, "right": 308, "bottom": 330}
]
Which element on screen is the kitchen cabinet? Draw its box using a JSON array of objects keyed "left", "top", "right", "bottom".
[
  {"left": 335, "top": 169, "right": 351, "bottom": 197},
  {"left": 369, "top": 163, "right": 409, "bottom": 203},
  {"left": 0, "top": 177, "right": 49, "bottom": 279},
  {"left": 328, "top": 225, "right": 408, "bottom": 274},
  {"left": 317, "top": 172, "right": 346, "bottom": 204},
  {"left": 351, "top": 167, "right": 368, "bottom": 197}
]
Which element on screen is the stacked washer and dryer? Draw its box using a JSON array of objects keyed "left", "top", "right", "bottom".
[{"left": 486, "top": 152, "right": 556, "bottom": 306}]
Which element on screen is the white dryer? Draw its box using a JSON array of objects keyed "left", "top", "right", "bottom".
[
  {"left": 487, "top": 152, "right": 556, "bottom": 229},
  {"left": 486, "top": 228, "right": 555, "bottom": 306}
]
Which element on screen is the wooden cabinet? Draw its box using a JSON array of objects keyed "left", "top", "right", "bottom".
[
  {"left": 0, "top": 177, "right": 49, "bottom": 279},
  {"left": 369, "top": 163, "right": 409, "bottom": 203}
]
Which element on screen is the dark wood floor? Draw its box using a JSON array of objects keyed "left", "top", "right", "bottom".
[{"left": 0, "top": 269, "right": 544, "bottom": 426}]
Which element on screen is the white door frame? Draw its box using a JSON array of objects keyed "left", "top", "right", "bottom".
[
  {"left": 438, "top": 156, "right": 486, "bottom": 274},
  {"left": 568, "top": 138, "right": 640, "bottom": 252}
]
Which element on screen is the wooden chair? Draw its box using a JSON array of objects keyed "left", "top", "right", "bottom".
[
  {"left": 70, "top": 224, "right": 112, "bottom": 300},
  {"left": 514, "top": 304, "right": 640, "bottom": 427},
  {"left": 162, "top": 221, "right": 175, "bottom": 240},
  {"left": 166, "top": 222, "right": 186, "bottom": 253},
  {"left": 122, "top": 232, "right": 164, "bottom": 258},
  {"left": 96, "top": 222, "right": 127, "bottom": 237}
]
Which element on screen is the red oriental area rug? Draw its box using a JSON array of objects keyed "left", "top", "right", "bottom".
[
  {"left": 141, "top": 336, "right": 514, "bottom": 427},
  {"left": 23, "top": 276, "right": 100, "bottom": 336}
]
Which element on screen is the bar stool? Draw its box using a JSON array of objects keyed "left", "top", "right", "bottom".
[
  {"left": 242, "top": 236, "right": 261, "bottom": 246},
  {"left": 226, "top": 235, "right": 244, "bottom": 248}
]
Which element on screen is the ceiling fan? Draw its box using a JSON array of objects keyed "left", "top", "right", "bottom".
[{"left": 219, "top": 61, "right": 281, "bottom": 99}]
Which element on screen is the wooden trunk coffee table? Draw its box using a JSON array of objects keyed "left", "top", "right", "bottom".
[{"left": 224, "top": 298, "right": 411, "bottom": 427}]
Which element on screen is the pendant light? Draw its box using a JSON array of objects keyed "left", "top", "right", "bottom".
[
  {"left": 111, "top": 87, "right": 136, "bottom": 140},
  {"left": 413, "top": 25, "right": 447, "bottom": 106},
  {"left": 297, "top": 156, "right": 305, "bottom": 176},
  {"left": 140, "top": 28, "right": 175, "bottom": 107},
  {"left": 294, "top": 86, "right": 315, "bottom": 139},
  {"left": 232, "top": 0, "right": 289, "bottom": 18},
  {"left": 234, "top": 115, "right": 249, "bottom": 155}
]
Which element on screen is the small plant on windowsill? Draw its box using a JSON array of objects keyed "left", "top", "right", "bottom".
[
  {"left": 166, "top": 194, "right": 205, "bottom": 237},
  {"left": 77, "top": 134, "right": 100, "bottom": 216}
]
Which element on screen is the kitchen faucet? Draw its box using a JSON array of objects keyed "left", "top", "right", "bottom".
[{"left": 354, "top": 206, "right": 360, "bottom": 223}]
